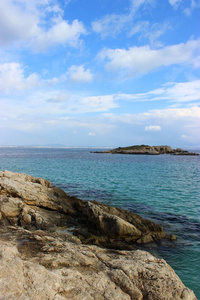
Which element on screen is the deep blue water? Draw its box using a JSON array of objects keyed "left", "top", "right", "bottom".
[{"left": 0, "top": 147, "right": 199, "bottom": 298}]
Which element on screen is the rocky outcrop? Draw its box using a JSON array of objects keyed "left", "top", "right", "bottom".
[
  {"left": 0, "top": 170, "right": 168, "bottom": 247},
  {"left": 0, "top": 170, "right": 197, "bottom": 299},
  {"left": 0, "top": 226, "right": 196, "bottom": 300},
  {"left": 92, "top": 145, "right": 199, "bottom": 156}
]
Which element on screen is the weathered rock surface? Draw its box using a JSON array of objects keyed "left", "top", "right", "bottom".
[
  {"left": 0, "top": 226, "right": 197, "bottom": 300},
  {"left": 0, "top": 170, "right": 168, "bottom": 247},
  {"left": 92, "top": 145, "right": 199, "bottom": 156},
  {"left": 0, "top": 170, "right": 197, "bottom": 299}
]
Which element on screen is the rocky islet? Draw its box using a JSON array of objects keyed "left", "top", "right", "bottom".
[{"left": 91, "top": 145, "right": 199, "bottom": 156}]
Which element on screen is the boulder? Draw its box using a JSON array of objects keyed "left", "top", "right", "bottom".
[
  {"left": 84, "top": 201, "right": 142, "bottom": 238},
  {"left": 1, "top": 196, "right": 24, "bottom": 218}
]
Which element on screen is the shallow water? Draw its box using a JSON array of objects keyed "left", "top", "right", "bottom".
[{"left": 0, "top": 147, "right": 199, "bottom": 298}]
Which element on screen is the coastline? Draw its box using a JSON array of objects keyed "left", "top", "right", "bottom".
[{"left": 0, "top": 170, "right": 197, "bottom": 299}]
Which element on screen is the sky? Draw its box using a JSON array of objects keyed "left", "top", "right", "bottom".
[{"left": 0, "top": 0, "right": 200, "bottom": 148}]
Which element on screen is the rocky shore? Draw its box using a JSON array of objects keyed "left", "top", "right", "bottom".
[
  {"left": 91, "top": 145, "right": 199, "bottom": 156},
  {"left": 0, "top": 170, "right": 197, "bottom": 299}
]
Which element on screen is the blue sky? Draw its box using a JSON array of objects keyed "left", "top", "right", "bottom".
[{"left": 0, "top": 0, "right": 200, "bottom": 147}]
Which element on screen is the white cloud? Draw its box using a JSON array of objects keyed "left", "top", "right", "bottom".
[
  {"left": 145, "top": 125, "right": 161, "bottom": 131},
  {"left": 92, "top": 0, "right": 170, "bottom": 46},
  {"left": 102, "top": 106, "right": 200, "bottom": 124},
  {"left": 181, "top": 134, "right": 187, "bottom": 138},
  {"left": 101, "top": 106, "right": 200, "bottom": 145},
  {"left": 0, "top": 62, "right": 39, "bottom": 93},
  {"left": 0, "top": 0, "right": 86, "bottom": 50},
  {"left": 146, "top": 23, "right": 171, "bottom": 47},
  {"left": 44, "top": 92, "right": 68, "bottom": 103},
  {"left": 33, "top": 19, "right": 86, "bottom": 51},
  {"left": 128, "top": 21, "right": 149, "bottom": 36},
  {"left": 161, "top": 80, "right": 200, "bottom": 103},
  {"left": 99, "top": 39, "right": 200, "bottom": 77},
  {"left": 116, "top": 80, "right": 200, "bottom": 104},
  {"left": 1, "top": 86, "right": 200, "bottom": 145},
  {"left": 129, "top": 21, "right": 172, "bottom": 47},
  {"left": 147, "top": 106, "right": 200, "bottom": 119},
  {"left": 68, "top": 65, "right": 93, "bottom": 83},
  {"left": 168, "top": 0, "right": 182, "bottom": 7},
  {"left": 168, "top": 0, "right": 200, "bottom": 15},
  {"left": 81, "top": 95, "right": 118, "bottom": 112},
  {"left": 184, "top": 0, "right": 200, "bottom": 15},
  {"left": 92, "top": 13, "right": 131, "bottom": 38},
  {"left": 91, "top": 0, "right": 153, "bottom": 38},
  {"left": 0, "top": 62, "right": 94, "bottom": 94},
  {"left": 143, "top": 106, "right": 200, "bottom": 120},
  {"left": 25, "top": 90, "right": 118, "bottom": 115},
  {"left": 130, "top": 0, "right": 153, "bottom": 13},
  {"left": 0, "top": 0, "right": 39, "bottom": 46},
  {"left": 88, "top": 132, "right": 96, "bottom": 136}
]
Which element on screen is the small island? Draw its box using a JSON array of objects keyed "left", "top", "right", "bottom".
[{"left": 92, "top": 145, "right": 199, "bottom": 156}]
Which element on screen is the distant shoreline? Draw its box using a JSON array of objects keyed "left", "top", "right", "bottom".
[
  {"left": 0, "top": 146, "right": 113, "bottom": 149},
  {"left": 0, "top": 145, "right": 200, "bottom": 151}
]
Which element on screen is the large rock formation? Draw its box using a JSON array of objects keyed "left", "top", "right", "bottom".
[
  {"left": 0, "top": 170, "right": 197, "bottom": 299},
  {"left": 92, "top": 145, "right": 199, "bottom": 156},
  {"left": 0, "top": 170, "right": 168, "bottom": 247}
]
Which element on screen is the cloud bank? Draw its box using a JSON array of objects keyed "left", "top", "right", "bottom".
[
  {"left": 99, "top": 39, "right": 200, "bottom": 77},
  {"left": 0, "top": 0, "right": 86, "bottom": 51}
]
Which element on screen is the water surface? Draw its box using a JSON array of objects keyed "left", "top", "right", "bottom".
[{"left": 0, "top": 147, "right": 199, "bottom": 298}]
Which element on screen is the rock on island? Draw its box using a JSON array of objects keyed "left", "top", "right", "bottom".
[
  {"left": 91, "top": 145, "right": 199, "bottom": 155},
  {"left": 0, "top": 170, "right": 197, "bottom": 299}
]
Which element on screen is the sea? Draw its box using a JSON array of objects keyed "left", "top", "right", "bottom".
[{"left": 0, "top": 147, "right": 199, "bottom": 298}]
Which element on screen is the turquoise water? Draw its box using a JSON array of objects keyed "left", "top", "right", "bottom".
[{"left": 0, "top": 147, "right": 199, "bottom": 298}]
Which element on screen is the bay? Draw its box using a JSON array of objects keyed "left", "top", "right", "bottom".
[{"left": 0, "top": 147, "right": 199, "bottom": 298}]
